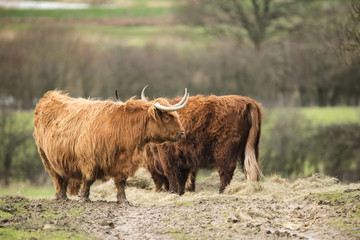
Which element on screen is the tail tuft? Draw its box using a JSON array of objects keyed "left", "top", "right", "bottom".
[{"left": 244, "top": 104, "right": 263, "bottom": 181}]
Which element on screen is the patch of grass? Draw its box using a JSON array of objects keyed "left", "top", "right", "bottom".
[
  {"left": 0, "top": 196, "right": 92, "bottom": 239},
  {"left": 175, "top": 200, "right": 195, "bottom": 206},
  {"left": 0, "top": 6, "right": 176, "bottom": 19},
  {"left": 168, "top": 232, "right": 190, "bottom": 240},
  {"left": 167, "top": 232, "right": 211, "bottom": 240},
  {"left": 40, "top": 209, "right": 64, "bottom": 220},
  {"left": 196, "top": 169, "right": 213, "bottom": 182},
  {"left": 265, "top": 107, "right": 360, "bottom": 128},
  {"left": 309, "top": 190, "right": 360, "bottom": 237},
  {"left": 0, "top": 186, "right": 54, "bottom": 198},
  {"left": 329, "top": 218, "right": 360, "bottom": 237},
  {"left": 309, "top": 190, "right": 360, "bottom": 205},
  {"left": 68, "top": 206, "right": 85, "bottom": 217},
  {"left": 300, "top": 107, "right": 360, "bottom": 126},
  {"left": 0, "top": 22, "right": 211, "bottom": 49},
  {"left": 0, "top": 228, "right": 91, "bottom": 240},
  {"left": 0, "top": 210, "right": 13, "bottom": 218}
]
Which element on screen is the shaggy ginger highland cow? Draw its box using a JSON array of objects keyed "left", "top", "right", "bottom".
[
  {"left": 142, "top": 91, "right": 263, "bottom": 195},
  {"left": 33, "top": 89, "right": 189, "bottom": 204}
]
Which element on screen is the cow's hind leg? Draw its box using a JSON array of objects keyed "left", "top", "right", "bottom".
[
  {"left": 38, "top": 147, "right": 68, "bottom": 200},
  {"left": 217, "top": 158, "right": 237, "bottom": 194},
  {"left": 148, "top": 168, "right": 168, "bottom": 192},
  {"left": 114, "top": 177, "right": 129, "bottom": 205},
  {"left": 185, "top": 168, "right": 198, "bottom": 192}
]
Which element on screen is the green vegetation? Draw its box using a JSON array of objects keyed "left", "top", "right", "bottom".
[
  {"left": 73, "top": 25, "right": 210, "bottom": 47},
  {"left": 299, "top": 107, "right": 360, "bottom": 125},
  {"left": 0, "top": 6, "right": 175, "bottom": 19},
  {"left": 309, "top": 190, "right": 360, "bottom": 205},
  {"left": 0, "top": 23, "right": 210, "bottom": 49},
  {"left": 0, "top": 229, "right": 91, "bottom": 240},
  {"left": 0, "top": 186, "right": 54, "bottom": 197},
  {"left": 0, "top": 196, "right": 91, "bottom": 240},
  {"left": 308, "top": 190, "right": 360, "bottom": 236},
  {"left": 265, "top": 107, "right": 360, "bottom": 127},
  {"left": 168, "top": 232, "right": 211, "bottom": 240},
  {"left": 175, "top": 201, "right": 195, "bottom": 206},
  {"left": 261, "top": 108, "right": 360, "bottom": 180},
  {"left": 0, "top": 210, "right": 13, "bottom": 218}
]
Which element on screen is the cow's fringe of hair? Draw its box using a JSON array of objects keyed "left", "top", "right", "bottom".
[{"left": 244, "top": 105, "right": 263, "bottom": 181}]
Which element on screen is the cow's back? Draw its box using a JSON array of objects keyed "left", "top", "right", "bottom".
[
  {"left": 33, "top": 90, "right": 116, "bottom": 177},
  {"left": 164, "top": 95, "right": 261, "bottom": 168}
]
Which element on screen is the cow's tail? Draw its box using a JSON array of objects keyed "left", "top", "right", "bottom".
[{"left": 243, "top": 103, "right": 263, "bottom": 181}]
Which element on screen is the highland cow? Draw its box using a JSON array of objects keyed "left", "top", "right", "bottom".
[
  {"left": 142, "top": 91, "right": 263, "bottom": 195},
  {"left": 33, "top": 89, "right": 189, "bottom": 204}
]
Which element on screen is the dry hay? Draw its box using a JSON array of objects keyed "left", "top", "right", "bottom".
[{"left": 90, "top": 168, "right": 360, "bottom": 206}]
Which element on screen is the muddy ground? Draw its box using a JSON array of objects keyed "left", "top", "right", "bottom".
[{"left": 1, "top": 170, "right": 360, "bottom": 239}]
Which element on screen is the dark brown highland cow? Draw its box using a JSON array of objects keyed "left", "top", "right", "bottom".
[
  {"left": 33, "top": 89, "right": 189, "bottom": 204},
  {"left": 142, "top": 90, "right": 263, "bottom": 195}
]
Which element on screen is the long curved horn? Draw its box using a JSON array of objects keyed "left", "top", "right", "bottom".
[
  {"left": 154, "top": 93, "right": 189, "bottom": 112},
  {"left": 141, "top": 85, "right": 148, "bottom": 101},
  {"left": 115, "top": 89, "right": 120, "bottom": 101},
  {"left": 171, "top": 88, "right": 188, "bottom": 107}
]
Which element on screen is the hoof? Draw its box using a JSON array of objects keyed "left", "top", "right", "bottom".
[
  {"left": 79, "top": 191, "right": 90, "bottom": 202},
  {"left": 117, "top": 198, "right": 130, "bottom": 206},
  {"left": 55, "top": 193, "right": 69, "bottom": 201},
  {"left": 79, "top": 197, "right": 91, "bottom": 203}
]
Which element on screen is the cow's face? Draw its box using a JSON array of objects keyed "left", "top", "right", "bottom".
[
  {"left": 140, "top": 86, "right": 189, "bottom": 144},
  {"left": 147, "top": 103, "right": 185, "bottom": 144}
]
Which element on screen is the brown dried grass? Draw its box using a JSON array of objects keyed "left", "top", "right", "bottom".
[{"left": 90, "top": 168, "right": 360, "bottom": 206}]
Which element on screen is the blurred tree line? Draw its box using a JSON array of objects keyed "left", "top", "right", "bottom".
[
  {"left": 0, "top": 1, "right": 359, "bottom": 109},
  {"left": 0, "top": 0, "right": 359, "bottom": 185}
]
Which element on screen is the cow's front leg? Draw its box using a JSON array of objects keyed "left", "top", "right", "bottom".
[
  {"left": 167, "top": 170, "right": 186, "bottom": 195},
  {"left": 54, "top": 175, "right": 68, "bottom": 201},
  {"left": 114, "top": 178, "right": 129, "bottom": 205},
  {"left": 168, "top": 176, "right": 179, "bottom": 194},
  {"left": 79, "top": 178, "right": 95, "bottom": 202}
]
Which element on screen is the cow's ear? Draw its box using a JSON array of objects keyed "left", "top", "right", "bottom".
[{"left": 148, "top": 105, "right": 160, "bottom": 120}]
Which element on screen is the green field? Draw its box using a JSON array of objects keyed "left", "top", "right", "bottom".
[
  {"left": 264, "top": 107, "right": 360, "bottom": 127},
  {"left": 0, "top": 6, "right": 176, "bottom": 19},
  {"left": 0, "top": 185, "right": 54, "bottom": 198},
  {"left": 299, "top": 107, "right": 360, "bottom": 125}
]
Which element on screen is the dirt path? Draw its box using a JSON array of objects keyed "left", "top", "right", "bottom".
[{"left": 1, "top": 171, "right": 360, "bottom": 239}]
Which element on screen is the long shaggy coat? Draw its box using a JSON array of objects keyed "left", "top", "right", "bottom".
[
  {"left": 33, "top": 90, "right": 185, "bottom": 203},
  {"left": 144, "top": 94, "right": 263, "bottom": 195}
]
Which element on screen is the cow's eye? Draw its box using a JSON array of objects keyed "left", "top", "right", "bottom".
[{"left": 164, "top": 115, "right": 172, "bottom": 122}]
